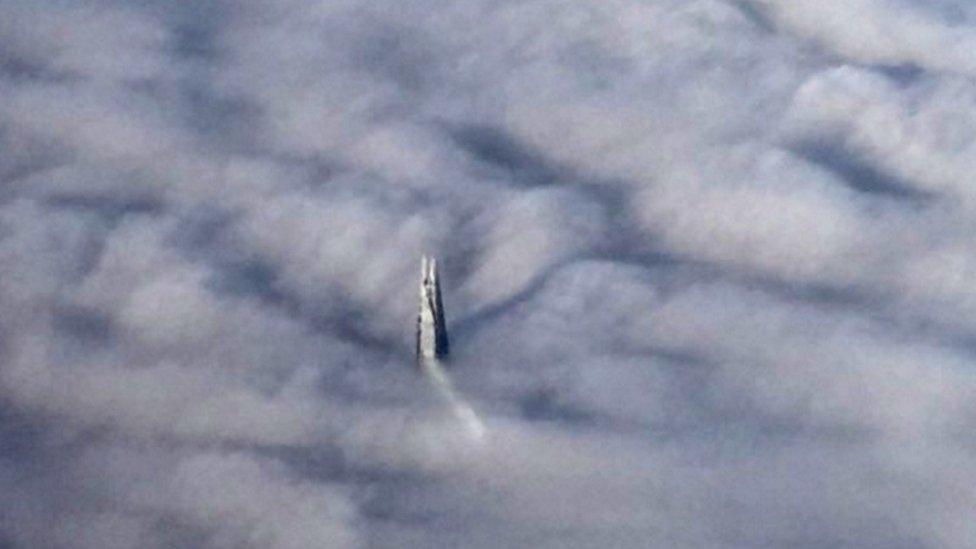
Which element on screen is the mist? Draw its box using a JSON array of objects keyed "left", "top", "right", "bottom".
[{"left": 2, "top": 1, "right": 975, "bottom": 547}]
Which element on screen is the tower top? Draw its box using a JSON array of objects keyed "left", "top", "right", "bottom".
[{"left": 416, "top": 255, "right": 450, "bottom": 364}]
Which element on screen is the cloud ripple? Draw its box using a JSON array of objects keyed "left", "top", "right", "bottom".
[{"left": 1, "top": 1, "right": 975, "bottom": 547}]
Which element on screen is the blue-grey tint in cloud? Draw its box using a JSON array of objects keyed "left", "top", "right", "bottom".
[{"left": 1, "top": 1, "right": 975, "bottom": 547}]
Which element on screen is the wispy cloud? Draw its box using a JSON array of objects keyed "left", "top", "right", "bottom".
[{"left": 1, "top": 1, "right": 975, "bottom": 547}]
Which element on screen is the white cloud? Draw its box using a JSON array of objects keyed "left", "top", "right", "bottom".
[
  {"left": 1, "top": 0, "right": 975, "bottom": 547},
  {"left": 749, "top": 0, "right": 976, "bottom": 74}
]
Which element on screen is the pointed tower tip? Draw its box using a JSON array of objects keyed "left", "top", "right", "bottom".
[{"left": 416, "top": 254, "right": 449, "bottom": 365}]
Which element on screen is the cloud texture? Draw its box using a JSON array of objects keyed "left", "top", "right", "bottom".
[{"left": 1, "top": 0, "right": 975, "bottom": 547}]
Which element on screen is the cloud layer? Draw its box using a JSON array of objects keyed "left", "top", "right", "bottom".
[{"left": 2, "top": 1, "right": 975, "bottom": 547}]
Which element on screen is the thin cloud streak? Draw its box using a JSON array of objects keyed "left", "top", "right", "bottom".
[{"left": 1, "top": 1, "right": 975, "bottom": 548}]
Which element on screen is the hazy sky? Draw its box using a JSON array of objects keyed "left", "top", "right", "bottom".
[{"left": 2, "top": 1, "right": 976, "bottom": 547}]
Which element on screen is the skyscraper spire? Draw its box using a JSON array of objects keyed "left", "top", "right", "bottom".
[{"left": 416, "top": 255, "right": 449, "bottom": 365}]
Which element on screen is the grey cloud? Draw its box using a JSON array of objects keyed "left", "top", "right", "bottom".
[
  {"left": 748, "top": 0, "right": 976, "bottom": 74},
  {"left": 2, "top": 0, "right": 975, "bottom": 548}
]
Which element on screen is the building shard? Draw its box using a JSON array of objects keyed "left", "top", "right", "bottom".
[
  {"left": 413, "top": 256, "right": 485, "bottom": 439},
  {"left": 416, "top": 255, "right": 449, "bottom": 365}
]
